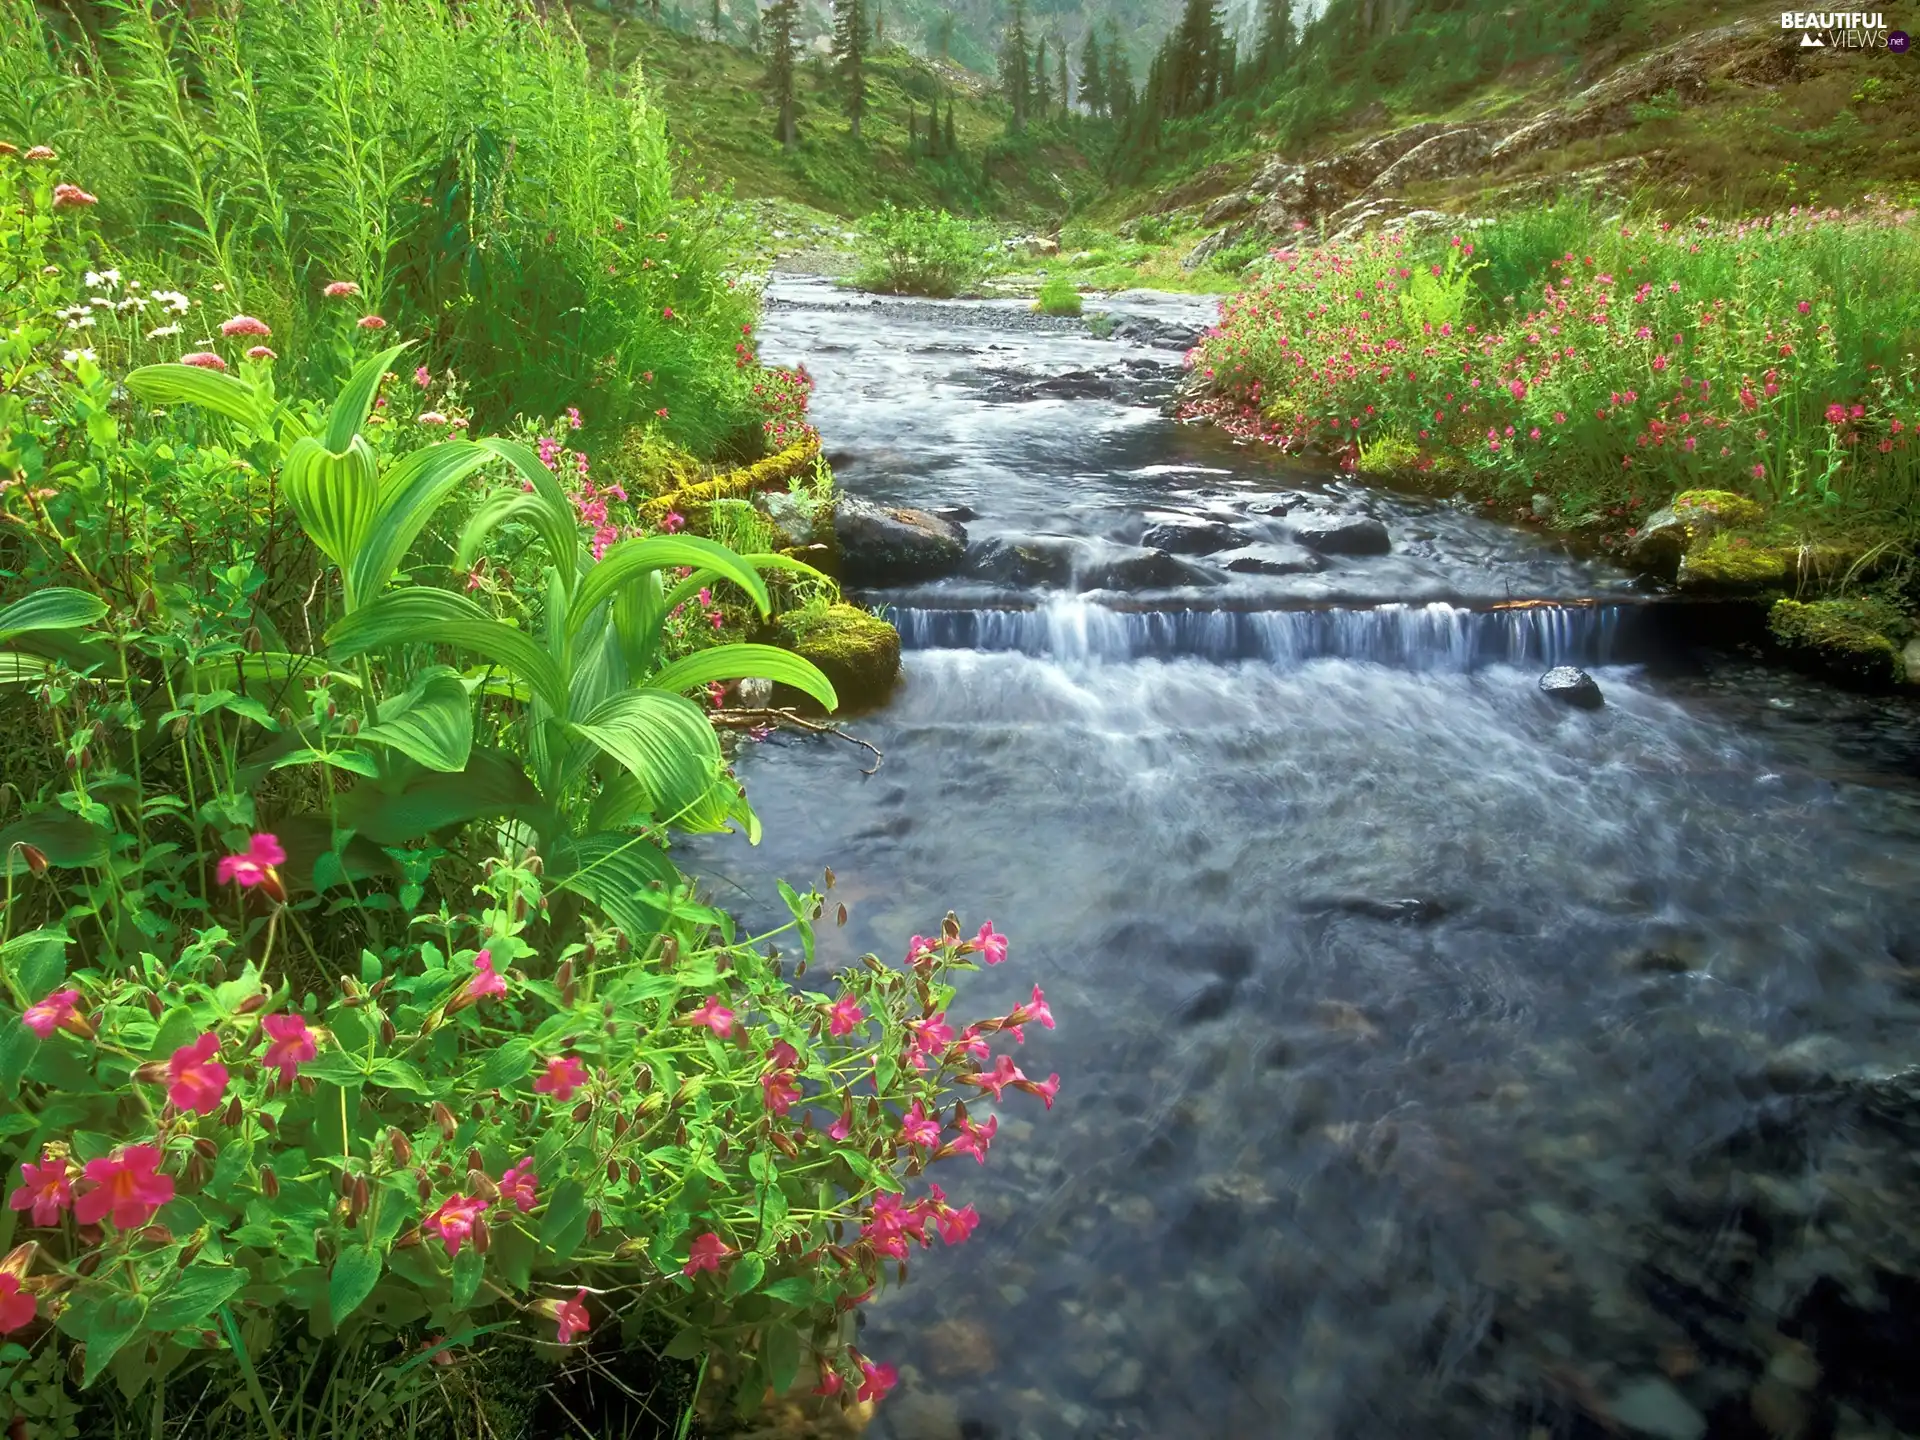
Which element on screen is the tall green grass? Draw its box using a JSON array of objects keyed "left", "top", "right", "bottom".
[{"left": 1, "top": 0, "right": 761, "bottom": 455}]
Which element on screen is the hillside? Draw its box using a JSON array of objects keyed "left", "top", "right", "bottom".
[{"left": 573, "top": 9, "right": 1104, "bottom": 220}]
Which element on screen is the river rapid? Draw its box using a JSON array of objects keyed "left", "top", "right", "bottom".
[{"left": 689, "top": 279, "right": 1920, "bottom": 1440}]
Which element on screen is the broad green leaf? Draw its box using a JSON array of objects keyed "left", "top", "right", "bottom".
[
  {"left": 125, "top": 363, "right": 268, "bottom": 433},
  {"left": 329, "top": 1245, "right": 383, "bottom": 1325},
  {"left": 726, "top": 1252, "right": 765, "bottom": 1299},
  {"left": 0, "top": 654, "right": 52, "bottom": 686},
  {"left": 328, "top": 590, "right": 566, "bottom": 714},
  {"left": 146, "top": 1267, "right": 245, "bottom": 1333},
  {"left": 571, "top": 536, "right": 771, "bottom": 640},
  {"left": 451, "top": 1246, "right": 483, "bottom": 1310},
  {"left": 0, "top": 813, "right": 109, "bottom": 873},
  {"left": 333, "top": 748, "right": 545, "bottom": 846},
  {"left": 475, "top": 437, "right": 585, "bottom": 590},
  {"left": 471, "top": 1037, "right": 533, "bottom": 1091},
  {"left": 648, "top": 643, "right": 837, "bottom": 711},
  {"left": 271, "top": 746, "right": 379, "bottom": 778},
  {"left": 322, "top": 342, "right": 411, "bottom": 454},
  {"left": 567, "top": 689, "right": 723, "bottom": 822},
  {"left": 491, "top": 1222, "right": 535, "bottom": 1293},
  {"left": 538, "top": 1179, "right": 589, "bottom": 1263},
  {"left": 358, "top": 665, "right": 473, "bottom": 773},
  {"left": 347, "top": 442, "right": 497, "bottom": 607},
  {"left": 4, "top": 928, "right": 69, "bottom": 1000},
  {"left": 548, "top": 831, "right": 680, "bottom": 941},
  {"left": 760, "top": 1277, "right": 814, "bottom": 1307},
  {"left": 0, "top": 588, "right": 107, "bottom": 640},
  {"left": 281, "top": 434, "right": 378, "bottom": 573},
  {"left": 763, "top": 1320, "right": 801, "bottom": 1397},
  {"left": 81, "top": 1293, "right": 148, "bottom": 1387}
]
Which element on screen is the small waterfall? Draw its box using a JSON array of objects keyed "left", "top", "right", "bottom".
[{"left": 887, "top": 597, "right": 1633, "bottom": 669}]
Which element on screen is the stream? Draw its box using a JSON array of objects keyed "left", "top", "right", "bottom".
[{"left": 690, "top": 279, "right": 1920, "bottom": 1440}]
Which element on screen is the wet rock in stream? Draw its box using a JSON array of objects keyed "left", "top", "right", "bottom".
[
  {"left": 1291, "top": 512, "right": 1393, "bottom": 555},
  {"left": 835, "top": 494, "right": 967, "bottom": 582}
]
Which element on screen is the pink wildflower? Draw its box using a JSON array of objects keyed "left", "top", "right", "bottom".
[
  {"left": 943, "top": 1114, "right": 997, "bottom": 1165},
  {"left": 74, "top": 1145, "right": 174, "bottom": 1229},
  {"left": 323, "top": 280, "right": 361, "bottom": 298},
  {"left": 963, "top": 1053, "right": 1026, "bottom": 1101},
  {"left": 451, "top": 948, "right": 507, "bottom": 1010},
  {"left": 900, "top": 1100, "right": 941, "bottom": 1148},
  {"left": 9, "top": 1151, "right": 73, "bottom": 1226},
  {"left": 414, "top": 365, "right": 431, "bottom": 387},
  {"left": 661, "top": 511, "right": 685, "bottom": 534},
  {"left": 533, "top": 1054, "right": 588, "bottom": 1102},
  {"left": 180, "top": 351, "right": 227, "bottom": 371},
  {"left": 245, "top": 346, "right": 276, "bottom": 361},
  {"left": 22, "top": 989, "right": 83, "bottom": 1040},
  {"left": 683, "top": 1232, "right": 731, "bottom": 1275},
  {"left": 423, "top": 1194, "right": 488, "bottom": 1258},
  {"left": 856, "top": 1360, "right": 897, "bottom": 1404},
  {"left": 684, "top": 995, "right": 735, "bottom": 1037},
  {"left": 828, "top": 993, "right": 865, "bottom": 1037},
  {"left": 357, "top": 315, "right": 387, "bottom": 330},
  {"left": 166, "top": 1033, "right": 229, "bottom": 1115},
  {"left": 50, "top": 183, "right": 96, "bottom": 210},
  {"left": 973, "top": 922, "right": 1008, "bottom": 965},
  {"left": 1016, "top": 1072, "right": 1061, "bottom": 1109},
  {"left": 417, "top": 411, "right": 448, "bottom": 425},
  {"left": 554, "top": 1289, "right": 590, "bottom": 1344},
  {"left": 761, "top": 1069, "right": 801, "bottom": 1116},
  {"left": 261, "top": 1013, "right": 317, "bottom": 1084},
  {"left": 217, "top": 832, "right": 285, "bottom": 890},
  {"left": 499, "top": 1159, "right": 538, "bottom": 1213},
  {"left": 219, "top": 314, "right": 270, "bottom": 337},
  {"left": 0, "top": 1276, "right": 34, "bottom": 1335}
]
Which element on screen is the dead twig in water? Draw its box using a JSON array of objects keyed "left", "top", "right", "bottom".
[{"left": 709, "top": 707, "right": 884, "bottom": 775}]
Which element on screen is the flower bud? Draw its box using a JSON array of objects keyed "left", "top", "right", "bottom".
[
  {"left": 145, "top": 990, "right": 163, "bottom": 1019},
  {"left": 472, "top": 1216, "right": 491, "bottom": 1255},
  {"left": 516, "top": 1101, "right": 532, "bottom": 1124},
  {"left": 349, "top": 1176, "right": 369, "bottom": 1225},
  {"left": 417, "top": 1170, "right": 432, "bottom": 1203},
  {"left": 675, "top": 1121, "right": 687, "bottom": 1147},
  {"left": 836, "top": 903, "right": 848, "bottom": 927},
  {"left": 635, "top": 1065, "right": 651, "bottom": 1093},
  {"left": 465, "top": 1147, "right": 484, "bottom": 1173},
  {"left": 183, "top": 1153, "right": 208, "bottom": 1189},
  {"left": 823, "top": 866, "right": 836, "bottom": 889},
  {"left": 555, "top": 959, "right": 574, "bottom": 993},
  {"left": 571, "top": 1101, "right": 592, "bottom": 1124},
  {"left": 389, "top": 1129, "right": 412, "bottom": 1167},
  {"left": 380, "top": 1018, "right": 396, "bottom": 1046},
  {"left": 606, "top": 1158, "right": 619, "bottom": 1183},
  {"left": 612, "top": 1114, "right": 629, "bottom": 1139},
  {"left": 585, "top": 1209, "right": 602, "bottom": 1239},
  {"left": 237, "top": 990, "right": 267, "bottom": 1014},
  {"left": 223, "top": 1096, "right": 243, "bottom": 1127},
  {"left": 258, "top": 1112, "right": 277, "bottom": 1134},
  {"left": 20, "top": 844, "right": 47, "bottom": 875},
  {"left": 260, "top": 1166, "right": 280, "bottom": 1199},
  {"left": 178, "top": 1236, "right": 204, "bottom": 1268},
  {"left": 942, "top": 911, "right": 961, "bottom": 941},
  {"left": 192, "top": 1137, "right": 217, "bottom": 1161},
  {"left": 431, "top": 1102, "right": 456, "bottom": 1140}
]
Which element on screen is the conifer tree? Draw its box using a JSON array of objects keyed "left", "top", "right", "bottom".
[
  {"left": 935, "top": 12, "right": 954, "bottom": 58},
  {"left": 1104, "top": 21, "right": 1132, "bottom": 118},
  {"left": 944, "top": 99, "right": 956, "bottom": 153},
  {"left": 1001, "top": 0, "right": 1031, "bottom": 132},
  {"left": 1078, "top": 27, "right": 1105, "bottom": 116},
  {"left": 1034, "top": 35, "right": 1051, "bottom": 115},
  {"left": 831, "top": 0, "right": 867, "bottom": 137},
  {"left": 708, "top": 0, "right": 723, "bottom": 41},
  {"left": 1056, "top": 41, "right": 1069, "bottom": 116},
  {"left": 1256, "top": 0, "right": 1293, "bottom": 74},
  {"left": 763, "top": 0, "right": 800, "bottom": 148}
]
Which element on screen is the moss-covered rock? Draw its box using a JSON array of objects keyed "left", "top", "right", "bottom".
[
  {"left": 1676, "top": 533, "right": 1787, "bottom": 591},
  {"left": 1671, "top": 489, "right": 1765, "bottom": 528},
  {"left": 1768, "top": 598, "right": 1907, "bottom": 691},
  {"left": 781, "top": 604, "right": 901, "bottom": 712},
  {"left": 1630, "top": 490, "right": 1767, "bottom": 579}
]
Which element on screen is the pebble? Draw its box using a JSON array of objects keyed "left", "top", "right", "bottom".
[{"left": 1609, "top": 1376, "right": 1707, "bottom": 1440}]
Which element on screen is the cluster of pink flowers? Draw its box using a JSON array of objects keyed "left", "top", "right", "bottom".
[{"left": 750, "top": 363, "right": 818, "bottom": 451}]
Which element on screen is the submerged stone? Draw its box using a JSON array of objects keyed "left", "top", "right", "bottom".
[
  {"left": 1609, "top": 1376, "right": 1707, "bottom": 1440},
  {"left": 1539, "top": 665, "right": 1604, "bottom": 709},
  {"left": 1292, "top": 512, "right": 1392, "bottom": 555}
]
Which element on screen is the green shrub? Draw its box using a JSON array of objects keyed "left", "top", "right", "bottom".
[
  {"left": 853, "top": 205, "right": 984, "bottom": 297},
  {"left": 1034, "top": 274, "right": 1083, "bottom": 316}
]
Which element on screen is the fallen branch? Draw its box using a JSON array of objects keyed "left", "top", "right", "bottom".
[{"left": 710, "top": 707, "right": 884, "bottom": 774}]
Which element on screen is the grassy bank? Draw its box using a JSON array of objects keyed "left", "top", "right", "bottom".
[{"left": 1185, "top": 201, "right": 1920, "bottom": 601}]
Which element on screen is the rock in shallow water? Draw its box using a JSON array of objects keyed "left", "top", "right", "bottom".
[
  {"left": 833, "top": 494, "right": 966, "bottom": 583},
  {"left": 1609, "top": 1376, "right": 1707, "bottom": 1440},
  {"left": 1291, "top": 513, "right": 1391, "bottom": 555},
  {"left": 1539, "top": 665, "right": 1604, "bottom": 709}
]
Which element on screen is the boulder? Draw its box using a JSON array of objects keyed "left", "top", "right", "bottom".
[
  {"left": 781, "top": 603, "right": 901, "bottom": 711},
  {"left": 1182, "top": 224, "right": 1249, "bottom": 272},
  {"left": 1291, "top": 513, "right": 1391, "bottom": 556},
  {"left": 1675, "top": 537, "right": 1787, "bottom": 592},
  {"left": 1200, "top": 191, "right": 1258, "bottom": 227},
  {"left": 755, "top": 489, "right": 823, "bottom": 550},
  {"left": 965, "top": 537, "right": 1077, "bottom": 589},
  {"left": 1086, "top": 549, "right": 1212, "bottom": 590},
  {"left": 1365, "top": 125, "right": 1502, "bottom": 194},
  {"left": 1139, "top": 517, "right": 1247, "bottom": 554},
  {"left": 1221, "top": 543, "right": 1325, "bottom": 577},
  {"left": 834, "top": 494, "right": 966, "bottom": 583},
  {"left": 1539, "top": 666, "right": 1604, "bottom": 709},
  {"left": 1768, "top": 598, "right": 1907, "bottom": 692}
]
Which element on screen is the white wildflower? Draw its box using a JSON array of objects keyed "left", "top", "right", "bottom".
[
  {"left": 146, "top": 323, "right": 182, "bottom": 339},
  {"left": 83, "top": 268, "right": 120, "bottom": 291},
  {"left": 61, "top": 348, "right": 96, "bottom": 366},
  {"left": 66, "top": 314, "right": 95, "bottom": 330},
  {"left": 153, "top": 290, "right": 190, "bottom": 314}
]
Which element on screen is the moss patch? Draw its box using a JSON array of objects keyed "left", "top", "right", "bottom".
[
  {"left": 1676, "top": 533, "right": 1787, "bottom": 591},
  {"left": 1768, "top": 597, "right": 1908, "bottom": 690},
  {"left": 781, "top": 604, "right": 901, "bottom": 712},
  {"left": 1671, "top": 490, "right": 1765, "bottom": 529}
]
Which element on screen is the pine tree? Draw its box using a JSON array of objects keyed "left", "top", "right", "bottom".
[
  {"left": 1078, "top": 28, "right": 1105, "bottom": 116},
  {"left": 1256, "top": 0, "right": 1293, "bottom": 75},
  {"left": 873, "top": 0, "right": 883, "bottom": 45},
  {"left": 907, "top": 102, "right": 917, "bottom": 154},
  {"left": 831, "top": 0, "right": 867, "bottom": 137},
  {"left": 708, "top": 0, "right": 723, "bottom": 41},
  {"left": 1000, "top": 0, "right": 1030, "bottom": 133},
  {"left": 1056, "top": 41, "right": 1069, "bottom": 117},
  {"left": 935, "top": 12, "right": 954, "bottom": 58},
  {"left": 1104, "top": 22, "right": 1132, "bottom": 118},
  {"left": 763, "top": 0, "right": 800, "bottom": 148},
  {"left": 943, "top": 99, "right": 956, "bottom": 154},
  {"left": 1033, "top": 35, "right": 1051, "bottom": 115}
]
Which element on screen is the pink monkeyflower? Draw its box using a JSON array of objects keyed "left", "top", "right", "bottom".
[
  {"left": 23, "top": 146, "right": 56, "bottom": 162},
  {"left": 1528, "top": 427, "right": 1542, "bottom": 441},
  {"left": 856, "top": 1359, "right": 898, "bottom": 1404},
  {"left": 533, "top": 1054, "right": 588, "bottom": 1102},
  {"left": 963, "top": 1053, "right": 1025, "bottom": 1102},
  {"left": 167, "top": 1032, "right": 230, "bottom": 1115},
  {"left": 955, "top": 1024, "right": 991, "bottom": 1062},
  {"left": 684, "top": 994, "right": 735, "bottom": 1037},
  {"left": 566, "top": 406, "right": 582, "bottom": 429},
  {"left": 51, "top": 183, "right": 96, "bottom": 210},
  {"left": 499, "top": 1159, "right": 538, "bottom": 1213},
  {"left": 217, "top": 832, "right": 286, "bottom": 891},
  {"left": 814, "top": 1365, "right": 844, "bottom": 1397},
  {"left": 661, "top": 306, "right": 674, "bottom": 320},
  {"left": 554, "top": 1288, "right": 590, "bottom": 1344},
  {"left": 357, "top": 315, "right": 387, "bottom": 330},
  {"left": 906, "top": 1013, "right": 954, "bottom": 1071},
  {"left": 0, "top": 1275, "right": 34, "bottom": 1335},
  {"left": 906, "top": 935, "right": 939, "bottom": 964},
  {"left": 828, "top": 993, "right": 865, "bottom": 1038},
  {"left": 1507, "top": 379, "right": 1526, "bottom": 400},
  {"left": 1553, "top": 411, "right": 1567, "bottom": 424},
  {"left": 828, "top": 1105, "right": 855, "bottom": 1142},
  {"left": 761, "top": 1069, "right": 801, "bottom": 1116},
  {"left": 683, "top": 1232, "right": 731, "bottom": 1276},
  {"left": 414, "top": 365, "right": 432, "bottom": 387},
  {"left": 22, "top": 989, "right": 84, "bottom": 1040},
  {"left": 1016, "top": 1072, "right": 1061, "bottom": 1110},
  {"left": 1752, "top": 463, "right": 1767, "bottom": 480},
  {"left": 1797, "top": 300, "right": 1811, "bottom": 314},
  {"left": 900, "top": 1100, "right": 941, "bottom": 1148},
  {"left": 74, "top": 1144, "right": 174, "bottom": 1229},
  {"left": 943, "top": 1114, "right": 997, "bottom": 1165},
  {"left": 245, "top": 345, "right": 276, "bottom": 361},
  {"left": 323, "top": 280, "right": 361, "bottom": 298},
  {"left": 1826, "top": 403, "right": 1848, "bottom": 425},
  {"left": 9, "top": 1151, "right": 73, "bottom": 1226},
  {"left": 417, "top": 411, "right": 448, "bottom": 426},
  {"left": 180, "top": 351, "right": 228, "bottom": 371},
  {"left": 452, "top": 948, "right": 507, "bottom": 1010},
  {"left": 767, "top": 1040, "right": 801, "bottom": 1071},
  {"left": 1018, "top": 984, "right": 1054, "bottom": 1031},
  {"left": 661, "top": 511, "right": 686, "bottom": 534},
  {"left": 219, "top": 314, "right": 270, "bottom": 337},
  {"left": 973, "top": 922, "right": 1008, "bottom": 965},
  {"left": 935, "top": 1203, "right": 980, "bottom": 1245},
  {"left": 423, "top": 1194, "right": 488, "bottom": 1258},
  {"left": 261, "top": 1012, "right": 317, "bottom": 1084},
  {"left": 656, "top": 407, "right": 670, "bottom": 420}
]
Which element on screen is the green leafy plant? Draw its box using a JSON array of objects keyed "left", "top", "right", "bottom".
[
  {"left": 853, "top": 206, "right": 984, "bottom": 297},
  {"left": 1034, "top": 274, "right": 1083, "bottom": 316}
]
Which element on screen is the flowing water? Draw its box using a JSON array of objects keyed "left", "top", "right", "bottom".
[{"left": 693, "top": 279, "right": 1920, "bottom": 1440}]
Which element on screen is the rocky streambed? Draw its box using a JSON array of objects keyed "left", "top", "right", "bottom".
[{"left": 693, "top": 278, "right": 1920, "bottom": 1440}]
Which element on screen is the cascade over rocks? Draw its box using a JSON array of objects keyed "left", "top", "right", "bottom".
[{"left": 1539, "top": 665, "right": 1604, "bottom": 709}]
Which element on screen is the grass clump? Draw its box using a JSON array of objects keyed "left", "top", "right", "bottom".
[
  {"left": 854, "top": 204, "right": 985, "bottom": 296},
  {"left": 1034, "top": 274, "right": 1084, "bottom": 316}
]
